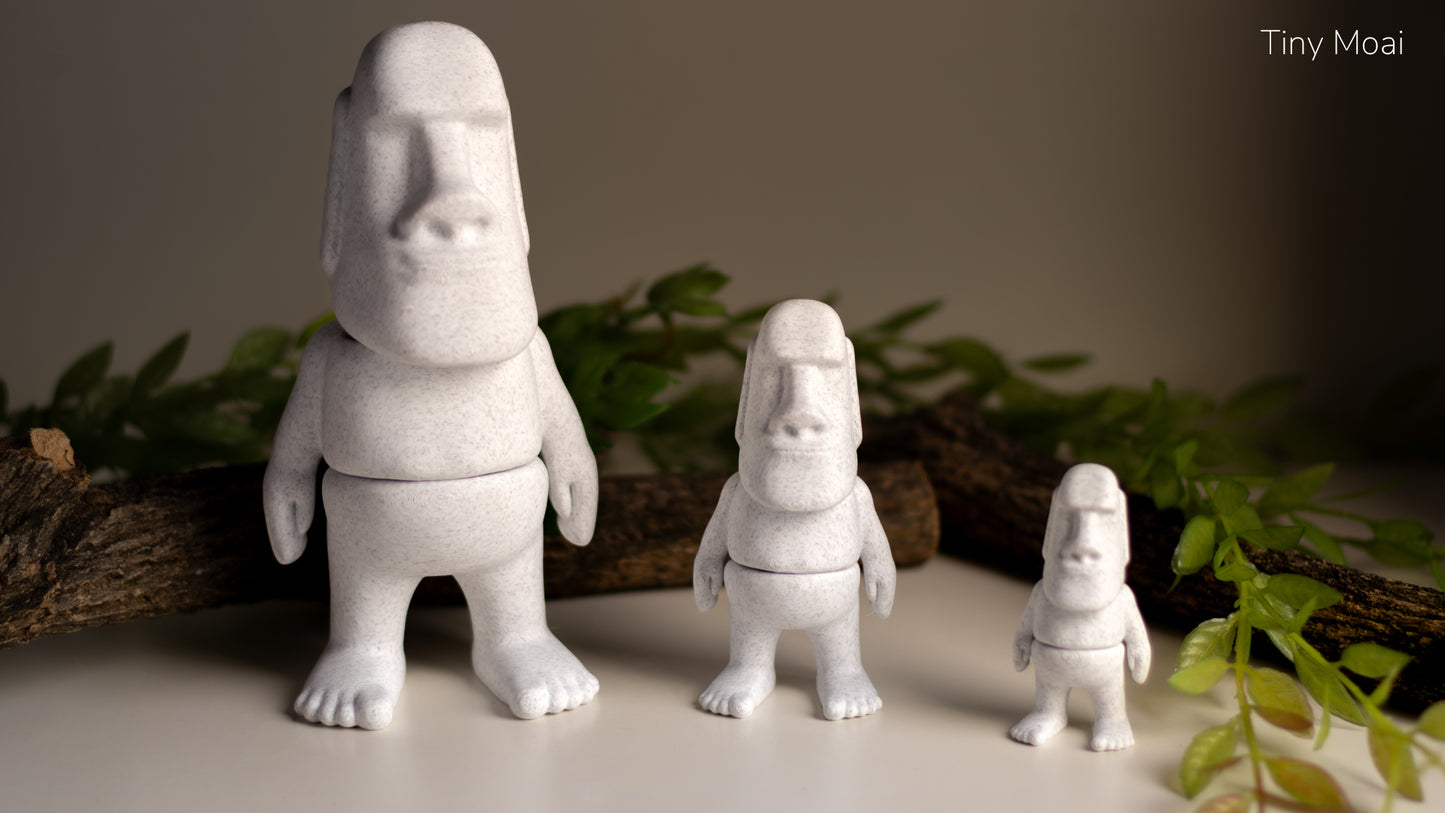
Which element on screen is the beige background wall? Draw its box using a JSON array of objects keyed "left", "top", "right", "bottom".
[{"left": 1, "top": 1, "right": 1439, "bottom": 418}]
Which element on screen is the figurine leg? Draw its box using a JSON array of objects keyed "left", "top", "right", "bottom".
[
  {"left": 1082, "top": 646, "right": 1134, "bottom": 751},
  {"left": 294, "top": 558, "right": 418, "bottom": 730},
  {"left": 808, "top": 600, "right": 882, "bottom": 720},
  {"left": 699, "top": 562, "right": 785, "bottom": 718},
  {"left": 1010, "top": 642, "right": 1071, "bottom": 746},
  {"left": 457, "top": 544, "right": 599, "bottom": 720}
]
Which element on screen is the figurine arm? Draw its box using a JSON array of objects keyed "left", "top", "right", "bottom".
[
  {"left": 1121, "top": 586, "right": 1152, "bottom": 683},
  {"left": 261, "top": 322, "right": 332, "bottom": 565},
  {"left": 693, "top": 475, "right": 737, "bottom": 612},
  {"left": 532, "top": 329, "right": 599, "bottom": 547},
  {"left": 855, "top": 479, "right": 896, "bottom": 619},
  {"left": 1013, "top": 585, "right": 1040, "bottom": 671}
]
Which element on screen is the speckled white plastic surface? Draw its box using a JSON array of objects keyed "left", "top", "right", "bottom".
[
  {"left": 262, "top": 22, "right": 599, "bottom": 729},
  {"left": 1010, "top": 463, "right": 1151, "bottom": 751},
  {"left": 694, "top": 300, "right": 896, "bottom": 720}
]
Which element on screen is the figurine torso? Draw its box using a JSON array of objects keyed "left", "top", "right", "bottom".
[
  {"left": 724, "top": 476, "right": 865, "bottom": 574},
  {"left": 1031, "top": 586, "right": 1133, "bottom": 651},
  {"left": 319, "top": 326, "right": 543, "bottom": 481}
]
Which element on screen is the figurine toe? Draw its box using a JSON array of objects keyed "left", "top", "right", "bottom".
[
  {"left": 1090, "top": 718, "right": 1134, "bottom": 751},
  {"left": 699, "top": 664, "right": 774, "bottom": 718},
  {"left": 818, "top": 669, "right": 881, "bottom": 721}
]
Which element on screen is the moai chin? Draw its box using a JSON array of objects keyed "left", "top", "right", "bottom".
[
  {"left": 1010, "top": 463, "right": 1151, "bottom": 750},
  {"left": 692, "top": 299, "right": 896, "bottom": 720},
  {"left": 262, "top": 21, "right": 600, "bottom": 730}
]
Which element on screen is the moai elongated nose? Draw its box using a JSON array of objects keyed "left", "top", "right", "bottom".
[
  {"left": 766, "top": 365, "right": 831, "bottom": 440},
  {"left": 392, "top": 122, "right": 494, "bottom": 246}
]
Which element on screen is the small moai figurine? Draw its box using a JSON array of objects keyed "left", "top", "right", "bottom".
[
  {"left": 262, "top": 22, "right": 600, "bottom": 729},
  {"left": 693, "top": 299, "right": 896, "bottom": 720},
  {"left": 1010, "top": 463, "right": 1151, "bottom": 750}
]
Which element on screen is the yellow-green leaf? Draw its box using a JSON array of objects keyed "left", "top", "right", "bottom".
[
  {"left": 1248, "top": 667, "right": 1313, "bottom": 736},
  {"left": 1181, "top": 722, "right": 1239, "bottom": 798},
  {"left": 1178, "top": 618, "right": 1235, "bottom": 670},
  {"left": 1418, "top": 700, "right": 1445, "bottom": 741},
  {"left": 1341, "top": 641, "right": 1411, "bottom": 679},
  {"left": 1173, "top": 516, "right": 1218, "bottom": 577},
  {"left": 1170, "top": 656, "right": 1232, "bottom": 695},
  {"left": 1264, "top": 757, "right": 1348, "bottom": 810},
  {"left": 1368, "top": 721, "right": 1423, "bottom": 801},
  {"left": 1295, "top": 655, "right": 1366, "bottom": 727}
]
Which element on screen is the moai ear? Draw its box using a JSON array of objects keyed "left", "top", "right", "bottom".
[
  {"left": 320, "top": 88, "right": 351, "bottom": 277},
  {"left": 846, "top": 338, "right": 862, "bottom": 447},
  {"left": 734, "top": 337, "right": 757, "bottom": 445},
  {"left": 1041, "top": 486, "right": 1066, "bottom": 560},
  {"left": 507, "top": 126, "right": 530, "bottom": 255}
]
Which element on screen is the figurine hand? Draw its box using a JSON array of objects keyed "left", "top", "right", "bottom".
[
  {"left": 694, "top": 563, "right": 723, "bottom": 612},
  {"left": 866, "top": 569, "right": 895, "bottom": 619},
  {"left": 1128, "top": 643, "right": 1151, "bottom": 684},
  {"left": 262, "top": 469, "right": 313, "bottom": 565},
  {"left": 549, "top": 458, "right": 598, "bottom": 547},
  {"left": 1013, "top": 636, "right": 1031, "bottom": 672}
]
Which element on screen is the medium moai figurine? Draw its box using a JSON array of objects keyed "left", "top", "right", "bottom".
[
  {"left": 262, "top": 22, "right": 600, "bottom": 730},
  {"left": 693, "top": 299, "right": 896, "bottom": 720},
  {"left": 1010, "top": 463, "right": 1151, "bottom": 750}
]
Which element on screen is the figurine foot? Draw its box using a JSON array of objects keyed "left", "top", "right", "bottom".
[
  {"left": 817, "top": 668, "right": 882, "bottom": 720},
  {"left": 1090, "top": 716, "right": 1135, "bottom": 751},
  {"left": 473, "top": 633, "right": 598, "bottom": 719},
  {"left": 699, "top": 664, "right": 776, "bottom": 718},
  {"left": 1010, "top": 710, "right": 1068, "bottom": 746},
  {"left": 294, "top": 646, "right": 406, "bottom": 730}
]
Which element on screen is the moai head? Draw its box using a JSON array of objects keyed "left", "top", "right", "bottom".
[
  {"left": 736, "top": 300, "right": 862, "bottom": 512},
  {"left": 321, "top": 22, "right": 536, "bottom": 368},
  {"left": 1041, "top": 463, "right": 1131, "bottom": 612}
]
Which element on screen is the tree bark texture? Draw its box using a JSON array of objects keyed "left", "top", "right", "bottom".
[
  {"left": 860, "top": 391, "right": 1445, "bottom": 713},
  {"left": 0, "top": 430, "right": 938, "bottom": 650}
]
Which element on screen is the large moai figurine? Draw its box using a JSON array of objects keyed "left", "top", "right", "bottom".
[
  {"left": 693, "top": 299, "right": 896, "bottom": 720},
  {"left": 262, "top": 22, "right": 600, "bottom": 730},
  {"left": 1010, "top": 463, "right": 1150, "bottom": 750}
]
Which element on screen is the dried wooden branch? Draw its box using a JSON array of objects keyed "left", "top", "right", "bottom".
[
  {"left": 861, "top": 391, "right": 1445, "bottom": 713},
  {"left": 0, "top": 430, "right": 938, "bottom": 650}
]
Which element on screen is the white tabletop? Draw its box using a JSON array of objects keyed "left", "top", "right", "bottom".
[{"left": 3, "top": 536, "right": 1441, "bottom": 813}]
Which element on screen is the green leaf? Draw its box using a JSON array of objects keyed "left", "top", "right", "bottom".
[
  {"left": 1256, "top": 463, "right": 1335, "bottom": 519},
  {"left": 1180, "top": 722, "right": 1238, "bottom": 798},
  {"left": 1212, "top": 480, "right": 1249, "bottom": 516},
  {"left": 1416, "top": 701, "right": 1445, "bottom": 740},
  {"left": 645, "top": 264, "right": 729, "bottom": 316},
  {"left": 1173, "top": 438, "right": 1200, "bottom": 477},
  {"left": 1193, "top": 794, "right": 1251, "bottom": 813},
  {"left": 1265, "top": 574, "right": 1342, "bottom": 612},
  {"left": 1151, "top": 459, "right": 1182, "bottom": 509},
  {"left": 167, "top": 411, "right": 259, "bottom": 445},
  {"left": 1295, "top": 654, "right": 1366, "bottom": 727},
  {"left": 1368, "top": 720, "right": 1423, "bottom": 801},
  {"left": 925, "top": 338, "right": 1009, "bottom": 389},
  {"left": 1240, "top": 526, "right": 1305, "bottom": 552},
  {"left": 133, "top": 332, "right": 190, "bottom": 398},
  {"left": 1214, "top": 562, "right": 1258, "bottom": 583},
  {"left": 1340, "top": 642, "right": 1411, "bottom": 680},
  {"left": 1178, "top": 618, "right": 1235, "bottom": 670},
  {"left": 1301, "top": 521, "right": 1347, "bottom": 564},
  {"left": 1263, "top": 757, "right": 1348, "bottom": 810},
  {"left": 1222, "top": 375, "right": 1303, "bottom": 421},
  {"left": 53, "top": 341, "right": 114, "bottom": 403},
  {"left": 1021, "top": 353, "right": 1090, "bottom": 373},
  {"left": 1225, "top": 504, "right": 1263, "bottom": 534},
  {"left": 225, "top": 328, "right": 291, "bottom": 373},
  {"left": 867, "top": 300, "right": 942, "bottom": 334},
  {"left": 1173, "top": 516, "right": 1218, "bottom": 577},
  {"left": 1248, "top": 667, "right": 1313, "bottom": 735},
  {"left": 1170, "top": 656, "right": 1232, "bottom": 695}
]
